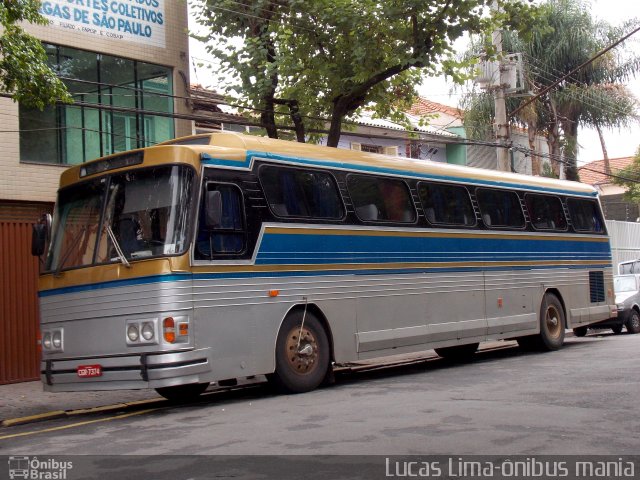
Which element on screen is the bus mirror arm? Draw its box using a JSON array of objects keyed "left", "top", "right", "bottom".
[
  {"left": 205, "top": 190, "right": 223, "bottom": 228},
  {"left": 31, "top": 213, "right": 52, "bottom": 257}
]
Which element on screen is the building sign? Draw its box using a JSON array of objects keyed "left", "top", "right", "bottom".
[{"left": 40, "top": 0, "right": 166, "bottom": 48}]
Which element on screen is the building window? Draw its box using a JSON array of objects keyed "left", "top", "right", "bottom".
[{"left": 19, "top": 44, "right": 174, "bottom": 165}]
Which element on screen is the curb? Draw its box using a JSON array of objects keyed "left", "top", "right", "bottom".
[{"left": 1, "top": 397, "right": 164, "bottom": 428}]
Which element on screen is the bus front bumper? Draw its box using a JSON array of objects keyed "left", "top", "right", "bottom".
[{"left": 40, "top": 348, "right": 213, "bottom": 392}]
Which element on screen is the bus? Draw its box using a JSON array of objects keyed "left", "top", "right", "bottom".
[{"left": 32, "top": 132, "right": 617, "bottom": 399}]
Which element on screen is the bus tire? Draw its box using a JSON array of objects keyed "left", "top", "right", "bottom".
[
  {"left": 155, "top": 382, "right": 209, "bottom": 402},
  {"left": 626, "top": 310, "right": 640, "bottom": 334},
  {"left": 434, "top": 343, "right": 479, "bottom": 360},
  {"left": 518, "top": 293, "right": 565, "bottom": 351},
  {"left": 271, "top": 310, "right": 330, "bottom": 394},
  {"left": 573, "top": 326, "right": 588, "bottom": 337}
]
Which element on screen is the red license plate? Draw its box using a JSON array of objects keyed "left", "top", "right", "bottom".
[{"left": 77, "top": 364, "right": 103, "bottom": 378}]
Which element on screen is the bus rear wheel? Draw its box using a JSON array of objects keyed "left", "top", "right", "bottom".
[
  {"left": 155, "top": 382, "right": 209, "bottom": 402},
  {"left": 518, "top": 293, "right": 565, "bottom": 351},
  {"left": 271, "top": 310, "right": 330, "bottom": 394},
  {"left": 434, "top": 343, "right": 479, "bottom": 360}
]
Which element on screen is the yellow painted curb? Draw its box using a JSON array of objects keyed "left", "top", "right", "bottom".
[
  {"left": 1, "top": 410, "right": 67, "bottom": 428},
  {"left": 65, "top": 403, "right": 130, "bottom": 416}
]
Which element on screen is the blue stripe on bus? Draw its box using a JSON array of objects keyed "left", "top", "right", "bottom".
[
  {"left": 254, "top": 233, "right": 611, "bottom": 265},
  {"left": 200, "top": 151, "right": 598, "bottom": 197},
  {"left": 39, "top": 262, "right": 612, "bottom": 298},
  {"left": 38, "top": 273, "right": 192, "bottom": 298}
]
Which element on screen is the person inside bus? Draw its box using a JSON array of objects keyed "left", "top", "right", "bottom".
[{"left": 380, "top": 181, "right": 413, "bottom": 222}]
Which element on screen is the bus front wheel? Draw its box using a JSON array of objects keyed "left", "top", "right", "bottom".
[
  {"left": 518, "top": 293, "right": 565, "bottom": 351},
  {"left": 271, "top": 310, "right": 330, "bottom": 394}
]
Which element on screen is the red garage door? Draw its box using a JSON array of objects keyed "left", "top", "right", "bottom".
[{"left": 0, "top": 202, "right": 52, "bottom": 384}]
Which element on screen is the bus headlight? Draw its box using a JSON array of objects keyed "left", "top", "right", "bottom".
[
  {"left": 141, "top": 322, "right": 154, "bottom": 341},
  {"left": 127, "top": 324, "right": 140, "bottom": 342},
  {"left": 41, "top": 328, "right": 64, "bottom": 352},
  {"left": 126, "top": 319, "right": 158, "bottom": 345},
  {"left": 52, "top": 331, "right": 62, "bottom": 349}
]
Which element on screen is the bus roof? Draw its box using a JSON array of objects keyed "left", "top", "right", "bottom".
[{"left": 61, "top": 132, "right": 597, "bottom": 197}]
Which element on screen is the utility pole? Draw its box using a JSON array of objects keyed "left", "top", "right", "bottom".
[{"left": 491, "top": 0, "right": 511, "bottom": 172}]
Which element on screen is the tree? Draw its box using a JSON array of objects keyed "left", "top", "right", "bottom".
[
  {"left": 193, "top": 0, "right": 538, "bottom": 147},
  {"left": 613, "top": 147, "right": 640, "bottom": 203},
  {"left": 0, "top": 0, "right": 71, "bottom": 109},
  {"left": 461, "top": 0, "right": 639, "bottom": 181}
]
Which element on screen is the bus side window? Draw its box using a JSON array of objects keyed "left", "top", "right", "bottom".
[
  {"left": 476, "top": 188, "right": 525, "bottom": 229},
  {"left": 567, "top": 198, "right": 605, "bottom": 234},
  {"left": 196, "top": 183, "right": 245, "bottom": 258}
]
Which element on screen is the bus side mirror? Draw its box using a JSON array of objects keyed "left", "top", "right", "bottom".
[
  {"left": 205, "top": 190, "right": 223, "bottom": 228},
  {"left": 32, "top": 213, "right": 52, "bottom": 257}
]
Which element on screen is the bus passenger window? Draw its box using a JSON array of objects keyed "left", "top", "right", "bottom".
[
  {"left": 196, "top": 183, "right": 245, "bottom": 258},
  {"left": 567, "top": 198, "right": 605, "bottom": 233},
  {"left": 348, "top": 175, "right": 415, "bottom": 223},
  {"left": 259, "top": 166, "right": 344, "bottom": 219},
  {"left": 418, "top": 182, "right": 475, "bottom": 226},
  {"left": 477, "top": 188, "right": 525, "bottom": 229},
  {"left": 525, "top": 194, "right": 567, "bottom": 231}
]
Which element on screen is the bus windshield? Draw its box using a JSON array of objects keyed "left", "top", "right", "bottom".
[{"left": 46, "top": 165, "right": 194, "bottom": 272}]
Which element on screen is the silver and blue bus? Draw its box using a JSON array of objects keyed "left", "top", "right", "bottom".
[{"left": 33, "top": 132, "right": 617, "bottom": 399}]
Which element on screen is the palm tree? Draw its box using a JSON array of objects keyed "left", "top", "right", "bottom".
[{"left": 462, "top": 0, "right": 639, "bottom": 181}]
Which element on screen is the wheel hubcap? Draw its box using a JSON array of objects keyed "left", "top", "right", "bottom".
[
  {"left": 546, "top": 306, "right": 562, "bottom": 339},
  {"left": 285, "top": 326, "right": 319, "bottom": 374}
]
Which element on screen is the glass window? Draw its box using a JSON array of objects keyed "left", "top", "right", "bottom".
[
  {"left": 418, "top": 182, "right": 475, "bottom": 226},
  {"left": 260, "top": 166, "right": 344, "bottom": 219},
  {"left": 477, "top": 188, "right": 525, "bottom": 228},
  {"left": 19, "top": 44, "right": 174, "bottom": 165},
  {"left": 95, "top": 166, "right": 194, "bottom": 264},
  {"left": 567, "top": 198, "right": 605, "bottom": 233},
  {"left": 46, "top": 166, "right": 194, "bottom": 272},
  {"left": 46, "top": 180, "right": 106, "bottom": 272},
  {"left": 525, "top": 194, "right": 567, "bottom": 231},
  {"left": 195, "top": 183, "right": 246, "bottom": 258},
  {"left": 348, "top": 175, "right": 415, "bottom": 223}
]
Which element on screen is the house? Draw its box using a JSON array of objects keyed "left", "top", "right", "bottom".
[
  {"left": 408, "top": 97, "right": 553, "bottom": 175},
  {"left": 578, "top": 157, "right": 638, "bottom": 221}
]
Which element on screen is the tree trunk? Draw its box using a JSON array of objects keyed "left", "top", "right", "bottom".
[
  {"left": 561, "top": 118, "right": 580, "bottom": 181},
  {"left": 327, "top": 96, "right": 351, "bottom": 147},
  {"left": 545, "top": 98, "right": 562, "bottom": 178},
  {"left": 528, "top": 124, "right": 540, "bottom": 176},
  {"left": 596, "top": 123, "right": 611, "bottom": 176},
  {"left": 259, "top": 31, "right": 279, "bottom": 139}
]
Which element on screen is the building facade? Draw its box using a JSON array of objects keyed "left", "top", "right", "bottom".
[{"left": 0, "top": 0, "right": 190, "bottom": 384}]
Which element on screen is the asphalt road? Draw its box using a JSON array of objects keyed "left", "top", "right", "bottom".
[{"left": 1, "top": 333, "right": 638, "bottom": 462}]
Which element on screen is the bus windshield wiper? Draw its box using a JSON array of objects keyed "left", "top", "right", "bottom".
[
  {"left": 54, "top": 225, "right": 87, "bottom": 277},
  {"left": 105, "top": 225, "right": 131, "bottom": 268}
]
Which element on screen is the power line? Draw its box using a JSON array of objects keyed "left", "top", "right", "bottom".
[{"left": 510, "top": 24, "right": 640, "bottom": 117}]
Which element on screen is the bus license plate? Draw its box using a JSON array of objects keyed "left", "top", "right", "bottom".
[{"left": 77, "top": 365, "right": 102, "bottom": 378}]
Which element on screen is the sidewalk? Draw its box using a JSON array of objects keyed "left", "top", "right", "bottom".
[{"left": 0, "top": 381, "right": 160, "bottom": 425}]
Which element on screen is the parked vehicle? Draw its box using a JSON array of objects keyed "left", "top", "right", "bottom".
[{"left": 573, "top": 274, "right": 640, "bottom": 336}]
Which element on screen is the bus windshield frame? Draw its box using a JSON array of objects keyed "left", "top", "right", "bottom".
[{"left": 45, "top": 164, "right": 195, "bottom": 273}]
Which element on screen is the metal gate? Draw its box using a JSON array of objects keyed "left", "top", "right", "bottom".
[{"left": 0, "top": 202, "right": 52, "bottom": 384}]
